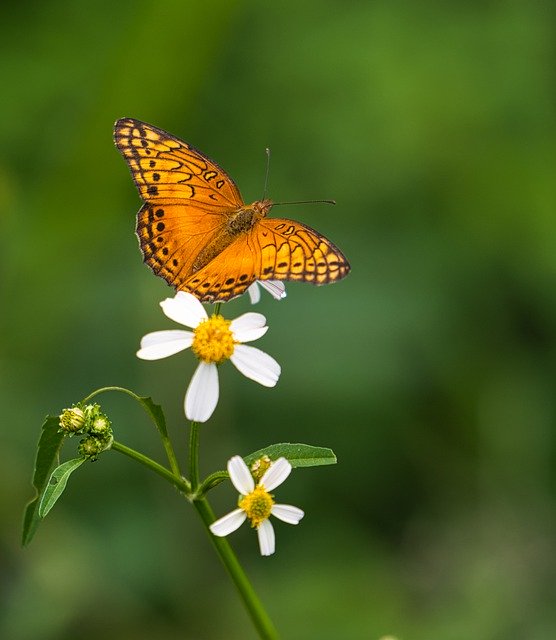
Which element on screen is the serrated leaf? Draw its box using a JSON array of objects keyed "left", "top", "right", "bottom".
[
  {"left": 38, "top": 457, "right": 86, "bottom": 518},
  {"left": 244, "top": 443, "right": 337, "bottom": 468},
  {"left": 22, "top": 415, "right": 65, "bottom": 546}
]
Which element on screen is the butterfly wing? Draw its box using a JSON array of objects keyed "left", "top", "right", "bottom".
[
  {"left": 181, "top": 217, "right": 350, "bottom": 302},
  {"left": 114, "top": 118, "right": 243, "bottom": 208},
  {"left": 255, "top": 218, "right": 350, "bottom": 284},
  {"left": 114, "top": 118, "right": 244, "bottom": 287}
]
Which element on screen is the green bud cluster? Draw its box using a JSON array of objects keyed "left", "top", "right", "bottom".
[{"left": 59, "top": 403, "right": 113, "bottom": 461}]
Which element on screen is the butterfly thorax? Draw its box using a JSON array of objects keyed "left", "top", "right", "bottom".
[
  {"left": 192, "top": 200, "right": 273, "bottom": 273},
  {"left": 228, "top": 199, "right": 273, "bottom": 233},
  {"left": 227, "top": 199, "right": 273, "bottom": 235}
]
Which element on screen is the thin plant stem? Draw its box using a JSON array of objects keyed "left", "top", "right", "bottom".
[
  {"left": 110, "top": 440, "right": 190, "bottom": 494},
  {"left": 193, "top": 496, "right": 279, "bottom": 639},
  {"left": 189, "top": 421, "right": 201, "bottom": 492},
  {"left": 159, "top": 428, "right": 181, "bottom": 478}
]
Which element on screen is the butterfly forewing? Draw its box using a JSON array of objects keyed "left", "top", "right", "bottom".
[
  {"left": 115, "top": 118, "right": 243, "bottom": 288},
  {"left": 114, "top": 118, "right": 244, "bottom": 208}
]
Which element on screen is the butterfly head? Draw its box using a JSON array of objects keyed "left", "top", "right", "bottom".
[{"left": 252, "top": 199, "right": 274, "bottom": 219}]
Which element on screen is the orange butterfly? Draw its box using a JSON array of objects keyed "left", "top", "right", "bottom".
[{"left": 114, "top": 118, "right": 350, "bottom": 303}]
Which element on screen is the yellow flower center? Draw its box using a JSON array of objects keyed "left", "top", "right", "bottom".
[
  {"left": 239, "top": 485, "right": 275, "bottom": 528},
  {"left": 191, "top": 315, "right": 235, "bottom": 364}
]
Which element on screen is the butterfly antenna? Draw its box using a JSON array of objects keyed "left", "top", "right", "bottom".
[
  {"left": 272, "top": 199, "right": 336, "bottom": 206},
  {"left": 262, "top": 147, "right": 271, "bottom": 200},
  {"left": 262, "top": 147, "right": 335, "bottom": 207}
]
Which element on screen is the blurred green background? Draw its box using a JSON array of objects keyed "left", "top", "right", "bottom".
[{"left": 2, "top": 1, "right": 556, "bottom": 638}]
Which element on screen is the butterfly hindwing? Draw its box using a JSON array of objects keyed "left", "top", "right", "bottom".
[
  {"left": 254, "top": 218, "right": 350, "bottom": 285},
  {"left": 136, "top": 202, "right": 229, "bottom": 288},
  {"left": 180, "top": 234, "right": 259, "bottom": 302},
  {"left": 179, "top": 217, "right": 350, "bottom": 302}
]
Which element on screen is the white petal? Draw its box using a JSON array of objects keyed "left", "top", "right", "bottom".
[
  {"left": 259, "top": 280, "right": 287, "bottom": 300},
  {"left": 160, "top": 291, "right": 207, "bottom": 328},
  {"left": 230, "top": 344, "right": 281, "bottom": 387},
  {"left": 271, "top": 504, "right": 304, "bottom": 525},
  {"left": 185, "top": 362, "right": 219, "bottom": 423},
  {"left": 230, "top": 312, "right": 268, "bottom": 343},
  {"left": 227, "top": 455, "right": 255, "bottom": 495},
  {"left": 247, "top": 282, "right": 261, "bottom": 304},
  {"left": 209, "top": 509, "right": 247, "bottom": 537},
  {"left": 260, "top": 457, "right": 291, "bottom": 491},
  {"left": 257, "top": 519, "right": 275, "bottom": 556},
  {"left": 137, "top": 330, "right": 193, "bottom": 360}
]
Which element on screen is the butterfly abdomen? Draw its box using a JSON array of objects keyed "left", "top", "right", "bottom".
[
  {"left": 188, "top": 201, "right": 270, "bottom": 277},
  {"left": 190, "top": 204, "right": 259, "bottom": 273}
]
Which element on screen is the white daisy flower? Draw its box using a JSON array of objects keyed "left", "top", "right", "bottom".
[
  {"left": 247, "top": 280, "right": 287, "bottom": 304},
  {"left": 137, "top": 292, "right": 281, "bottom": 423},
  {"left": 210, "top": 455, "right": 304, "bottom": 556}
]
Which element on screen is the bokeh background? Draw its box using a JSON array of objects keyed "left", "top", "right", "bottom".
[{"left": 2, "top": 1, "right": 556, "bottom": 638}]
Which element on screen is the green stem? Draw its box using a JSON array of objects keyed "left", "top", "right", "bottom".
[
  {"left": 159, "top": 428, "right": 181, "bottom": 478},
  {"left": 111, "top": 440, "right": 190, "bottom": 494},
  {"left": 194, "top": 496, "right": 279, "bottom": 639},
  {"left": 189, "top": 421, "right": 201, "bottom": 492},
  {"left": 82, "top": 386, "right": 182, "bottom": 477}
]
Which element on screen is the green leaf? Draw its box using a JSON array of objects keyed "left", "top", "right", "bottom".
[
  {"left": 38, "top": 457, "right": 86, "bottom": 518},
  {"left": 244, "top": 443, "right": 337, "bottom": 468},
  {"left": 22, "top": 415, "right": 65, "bottom": 546},
  {"left": 136, "top": 395, "right": 169, "bottom": 439}
]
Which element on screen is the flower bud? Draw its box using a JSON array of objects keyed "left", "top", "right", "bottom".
[
  {"left": 59, "top": 406, "right": 86, "bottom": 434},
  {"left": 90, "top": 414, "right": 111, "bottom": 436},
  {"left": 78, "top": 434, "right": 112, "bottom": 460},
  {"left": 250, "top": 455, "right": 272, "bottom": 482}
]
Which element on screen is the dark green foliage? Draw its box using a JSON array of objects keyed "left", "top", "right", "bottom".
[{"left": 21, "top": 416, "right": 65, "bottom": 546}]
